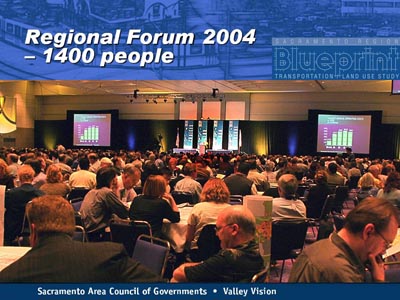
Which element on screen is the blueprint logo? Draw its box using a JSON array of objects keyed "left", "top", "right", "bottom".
[{"left": 273, "top": 38, "right": 400, "bottom": 79}]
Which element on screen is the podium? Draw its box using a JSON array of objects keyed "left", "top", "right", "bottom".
[{"left": 199, "top": 144, "right": 206, "bottom": 155}]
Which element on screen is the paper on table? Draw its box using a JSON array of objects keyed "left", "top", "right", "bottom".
[
  {"left": 0, "top": 247, "right": 31, "bottom": 271},
  {"left": 383, "top": 228, "right": 400, "bottom": 259}
]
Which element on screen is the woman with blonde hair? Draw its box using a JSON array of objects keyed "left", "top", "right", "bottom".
[
  {"left": 186, "top": 178, "right": 231, "bottom": 261},
  {"left": 129, "top": 175, "right": 180, "bottom": 237},
  {"left": 40, "top": 164, "right": 71, "bottom": 198},
  {"left": 356, "top": 172, "right": 378, "bottom": 202}
]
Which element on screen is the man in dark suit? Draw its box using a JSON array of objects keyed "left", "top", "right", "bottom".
[
  {"left": 0, "top": 195, "right": 162, "bottom": 283},
  {"left": 4, "top": 165, "right": 44, "bottom": 245}
]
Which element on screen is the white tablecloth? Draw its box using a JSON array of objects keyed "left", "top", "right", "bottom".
[
  {"left": 0, "top": 246, "right": 31, "bottom": 271},
  {"left": 162, "top": 205, "right": 193, "bottom": 253}
]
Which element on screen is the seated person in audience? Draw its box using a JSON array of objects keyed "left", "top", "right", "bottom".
[
  {"left": 4, "top": 165, "right": 44, "bottom": 245},
  {"left": 174, "top": 163, "right": 203, "bottom": 203},
  {"left": 159, "top": 167, "right": 173, "bottom": 193},
  {"left": 88, "top": 152, "right": 101, "bottom": 173},
  {"left": 347, "top": 161, "right": 361, "bottom": 179},
  {"left": 6, "top": 152, "right": 20, "bottom": 179},
  {"left": 171, "top": 205, "right": 264, "bottom": 282},
  {"left": 186, "top": 178, "right": 231, "bottom": 261},
  {"left": 289, "top": 197, "right": 399, "bottom": 283},
  {"left": 54, "top": 154, "right": 73, "bottom": 177},
  {"left": 80, "top": 167, "right": 129, "bottom": 241},
  {"left": 368, "top": 164, "right": 385, "bottom": 189},
  {"left": 263, "top": 160, "right": 277, "bottom": 183},
  {"left": 272, "top": 174, "right": 307, "bottom": 221},
  {"left": 68, "top": 157, "right": 96, "bottom": 189},
  {"left": 25, "top": 158, "right": 47, "bottom": 189},
  {"left": 224, "top": 162, "right": 258, "bottom": 196},
  {"left": 304, "top": 170, "right": 330, "bottom": 219},
  {"left": 0, "top": 195, "right": 162, "bottom": 283},
  {"left": 100, "top": 157, "right": 114, "bottom": 169},
  {"left": 195, "top": 166, "right": 211, "bottom": 187},
  {"left": 39, "top": 164, "right": 71, "bottom": 198},
  {"left": 0, "top": 158, "right": 15, "bottom": 190},
  {"left": 247, "top": 159, "right": 270, "bottom": 192},
  {"left": 376, "top": 171, "right": 400, "bottom": 208},
  {"left": 129, "top": 175, "right": 180, "bottom": 238},
  {"left": 326, "top": 162, "right": 346, "bottom": 186},
  {"left": 115, "top": 163, "right": 141, "bottom": 207},
  {"left": 357, "top": 172, "right": 379, "bottom": 202}
]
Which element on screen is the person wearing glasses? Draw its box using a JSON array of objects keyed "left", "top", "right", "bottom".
[
  {"left": 171, "top": 205, "right": 264, "bottom": 282},
  {"left": 289, "top": 197, "right": 399, "bottom": 283}
]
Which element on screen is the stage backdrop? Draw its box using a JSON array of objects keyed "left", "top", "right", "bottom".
[{"left": 34, "top": 120, "right": 400, "bottom": 159}]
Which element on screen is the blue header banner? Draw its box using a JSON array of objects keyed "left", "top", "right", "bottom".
[
  {"left": 2, "top": 0, "right": 400, "bottom": 79},
  {"left": 0, "top": 283, "right": 399, "bottom": 300}
]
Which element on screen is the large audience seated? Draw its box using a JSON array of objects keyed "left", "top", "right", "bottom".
[{"left": 1, "top": 145, "right": 400, "bottom": 282}]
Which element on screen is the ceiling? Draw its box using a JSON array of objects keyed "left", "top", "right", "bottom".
[{"left": 4, "top": 80, "right": 394, "bottom": 96}]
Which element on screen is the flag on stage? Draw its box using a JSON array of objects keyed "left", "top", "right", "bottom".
[{"left": 175, "top": 127, "right": 180, "bottom": 148}]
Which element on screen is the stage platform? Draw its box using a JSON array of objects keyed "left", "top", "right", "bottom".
[{"left": 172, "top": 148, "right": 233, "bottom": 155}]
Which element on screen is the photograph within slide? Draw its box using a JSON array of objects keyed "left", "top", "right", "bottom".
[
  {"left": 73, "top": 113, "right": 111, "bottom": 147},
  {"left": 317, "top": 114, "right": 371, "bottom": 154}
]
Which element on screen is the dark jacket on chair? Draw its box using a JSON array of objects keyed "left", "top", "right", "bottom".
[
  {"left": 4, "top": 183, "right": 44, "bottom": 244},
  {"left": 0, "top": 234, "right": 162, "bottom": 283}
]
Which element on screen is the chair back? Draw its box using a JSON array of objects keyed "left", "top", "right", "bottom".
[
  {"left": 229, "top": 195, "right": 243, "bottom": 205},
  {"left": 74, "top": 211, "right": 84, "bottom": 226},
  {"left": 332, "top": 186, "right": 349, "bottom": 213},
  {"left": 73, "top": 225, "right": 88, "bottom": 242},
  {"left": 196, "top": 224, "right": 221, "bottom": 261},
  {"left": 270, "top": 219, "right": 308, "bottom": 261},
  {"left": 263, "top": 187, "right": 279, "bottom": 198},
  {"left": 70, "top": 197, "right": 84, "bottom": 212},
  {"left": 251, "top": 266, "right": 270, "bottom": 283},
  {"left": 67, "top": 188, "right": 91, "bottom": 201},
  {"left": 348, "top": 175, "right": 360, "bottom": 189},
  {"left": 110, "top": 220, "right": 152, "bottom": 256},
  {"left": 297, "top": 185, "right": 308, "bottom": 197},
  {"left": 132, "top": 234, "right": 170, "bottom": 277},
  {"left": 333, "top": 213, "right": 345, "bottom": 231},
  {"left": 171, "top": 191, "right": 195, "bottom": 204},
  {"left": 17, "top": 208, "right": 31, "bottom": 246},
  {"left": 319, "top": 194, "right": 336, "bottom": 220}
]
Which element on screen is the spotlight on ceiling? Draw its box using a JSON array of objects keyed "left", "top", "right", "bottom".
[
  {"left": 133, "top": 89, "right": 139, "bottom": 99},
  {"left": 212, "top": 88, "right": 219, "bottom": 98},
  {"left": 164, "top": 98, "right": 167, "bottom": 103}
]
